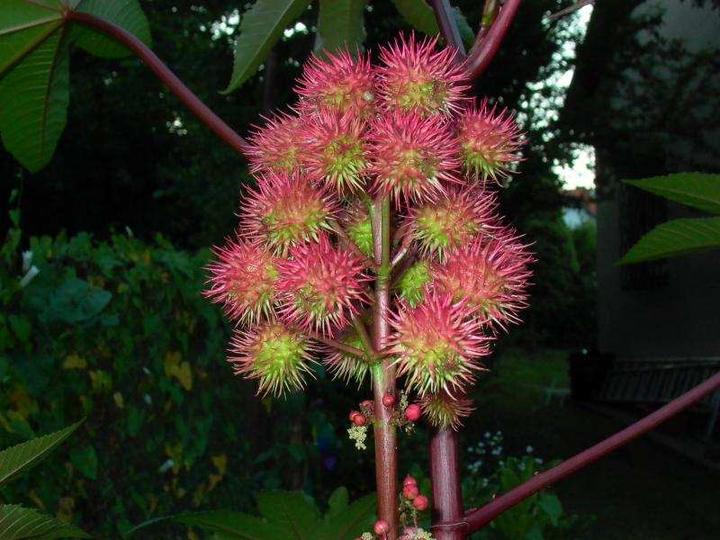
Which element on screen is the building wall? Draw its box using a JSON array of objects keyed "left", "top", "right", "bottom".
[{"left": 597, "top": 198, "right": 720, "bottom": 358}]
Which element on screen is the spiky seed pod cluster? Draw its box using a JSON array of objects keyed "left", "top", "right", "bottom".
[{"left": 206, "top": 34, "right": 531, "bottom": 419}]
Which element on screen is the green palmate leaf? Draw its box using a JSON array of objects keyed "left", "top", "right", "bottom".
[
  {"left": 72, "top": 0, "right": 152, "bottom": 58},
  {"left": 316, "top": 0, "right": 367, "bottom": 53},
  {"left": 0, "top": 505, "right": 90, "bottom": 539},
  {"left": 0, "top": 0, "right": 152, "bottom": 172},
  {"left": 224, "top": 0, "right": 311, "bottom": 93},
  {"left": 391, "top": 0, "right": 473, "bottom": 47},
  {"left": 619, "top": 217, "right": 720, "bottom": 265},
  {"left": 315, "top": 493, "right": 376, "bottom": 540},
  {"left": 0, "top": 7, "right": 69, "bottom": 173},
  {"left": 0, "top": 421, "right": 82, "bottom": 487},
  {"left": 172, "top": 510, "right": 291, "bottom": 540},
  {"left": 0, "top": 0, "right": 63, "bottom": 77},
  {"left": 624, "top": 173, "right": 720, "bottom": 215},
  {"left": 256, "top": 491, "right": 321, "bottom": 539}
]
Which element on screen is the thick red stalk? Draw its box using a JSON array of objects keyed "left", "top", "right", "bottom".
[
  {"left": 464, "top": 370, "right": 720, "bottom": 533},
  {"left": 65, "top": 11, "right": 252, "bottom": 156},
  {"left": 467, "top": 0, "right": 523, "bottom": 79},
  {"left": 429, "top": 429, "right": 465, "bottom": 540},
  {"left": 429, "top": 0, "right": 466, "bottom": 55},
  {"left": 372, "top": 197, "right": 399, "bottom": 539}
]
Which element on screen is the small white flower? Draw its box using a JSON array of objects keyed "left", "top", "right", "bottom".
[
  {"left": 19, "top": 265, "right": 39, "bottom": 288},
  {"left": 158, "top": 459, "right": 174, "bottom": 473},
  {"left": 21, "top": 250, "right": 33, "bottom": 272},
  {"left": 526, "top": 445, "right": 534, "bottom": 454},
  {"left": 144, "top": 393, "right": 152, "bottom": 405}
]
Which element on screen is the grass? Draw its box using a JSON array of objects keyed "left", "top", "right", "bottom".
[{"left": 464, "top": 348, "right": 720, "bottom": 540}]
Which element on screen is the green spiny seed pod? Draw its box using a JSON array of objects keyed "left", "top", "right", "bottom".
[
  {"left": 421, "top": 391, "right": 474, "bottom": 431},
  {"left": 229, "top": 323, "right": 316, "bottom": 397},
  {"left": 396, "top": 261, "right": 432, "bottom": 307}
]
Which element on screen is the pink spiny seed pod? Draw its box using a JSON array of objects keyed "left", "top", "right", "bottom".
[
  {"left": 421, "top": 390, "right": 474, "bottom": 431},
  {"left": 241, "top": 173, "right": 339, "bottom": 256},
  {"left": 458, "top": 99, "right": 524, "bottom": 184},
  {"left": 403, "top": 186, "right": 500, "bottom": 261},
  {"left": 370, "top": 110, "right": 461, "bottom": 205},
  {"left": 377, "top": 33, "right": 469, "bottom": 117},
  {"left": 431, "top": 230, "right": 533, "bottom": 331},
  {"left": 204, "top": 237, "right": 279, "bottom": 323},
  {"left": 389, "top": 292, "right": 492, "bottom": 396},
  {"left": 303, "top": 111, "right": 369, "bottom": 195},
  {"left": 246, "top": 112, "right": 305, "bottom": 175},
  {"left": 276, "top": 235, "right": 370, "bottom": 337},
  {"left": 296, "top": 50, "right": 376, "bottom": 118},
  {"left": 405, "top": 403, "right": 422, "bottom": 422},
  {"left": 324, "top": 327, "right": 371, "bottom": 386},
  {"left": 228, "top": 323, "right": 315, "bottom": 397}
]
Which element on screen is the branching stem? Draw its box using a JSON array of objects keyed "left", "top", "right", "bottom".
[
  {"left": 65, "top": 11, "right": 252, "bottom": 156},
  {"left": 307, "top": 332, "right": 366, "bottom": 358}
]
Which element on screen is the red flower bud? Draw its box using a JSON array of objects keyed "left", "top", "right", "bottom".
[
  {"left": 352, "top": 413, "right": 367, "bottom": 426},
  {"left": 374, "top": 519, "right": 390, "bottom": 535},
  {"left": 382, "top": 393, "right": 396, "bottom": 407},
  {"left": 405, "top": 403, "right": 422, "bottom": 422},
  {"left": 403, "top": 474, "right": 418, "bottom": 488},
  {"left": 349, "top": 410, "right": 361, "bottom": 422},
  {"left": 413, "top": 494, "right": 429, "bottom": 511},
  {"left": 403, "top": 484, "right": 419, "bottom": 500}
]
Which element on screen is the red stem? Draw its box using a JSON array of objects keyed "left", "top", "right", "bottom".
[
  {"left": 467, "top": 0, "right": 523, "bottom": 79},
  {"left": 65, "top": 11, "right": 252, "bottom": 156},
  {"left": 429, "top": 0, "right": 466, "bottom": 55},
  {"left": 372, "top": 196, "right": 398, "bottom": 539},
  {"left": 464, "top": 370, "right": 720, "bottom": 533},
  {"left": 429, "top": 429, "right": 465, "bottom": 540}
]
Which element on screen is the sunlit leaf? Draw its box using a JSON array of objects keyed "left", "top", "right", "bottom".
[
  {"left": 619, "top": 217, "right": 720, "bottom": 264},
  {"left": 316, "top": 0, "right": 367, "bottom": 53},
  {"left": 224, "top": 0, "right": 311, "bottom": 93},
  {"left": 624, "top": 173, "right": 720, "bottom": 215}
]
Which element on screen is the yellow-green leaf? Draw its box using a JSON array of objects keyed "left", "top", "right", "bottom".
[{"left": 0, "top": 421, "right": 82, "bottom": 487}]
